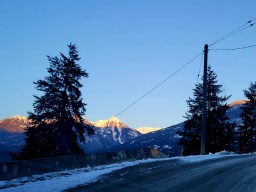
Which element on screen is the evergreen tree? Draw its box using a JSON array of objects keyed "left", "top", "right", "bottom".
[
  {"left": 15, "top": 43, "right": 94, "bottom": 160},
  {"left": 239, "top": 82, "right": 256, "bottom": 153},
  {"left": 177, "top": 66, "right": 235, "bottom": 155}
]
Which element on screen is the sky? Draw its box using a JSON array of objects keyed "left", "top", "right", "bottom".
[{"left": 0, "top": 1, "right": 255, "bottom": 129}]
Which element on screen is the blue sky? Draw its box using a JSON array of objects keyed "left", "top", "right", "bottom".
[{"left": 0, "top": 1, "right": 255, "bottom": 128}]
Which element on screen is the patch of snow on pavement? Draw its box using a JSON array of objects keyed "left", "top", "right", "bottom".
[{"left": 0, "top": 151, "right": 237, "bottom": 192}]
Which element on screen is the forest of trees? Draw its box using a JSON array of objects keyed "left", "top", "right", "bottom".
[{"left": 14, "top": 43, "right": 94, "bottom": 160}]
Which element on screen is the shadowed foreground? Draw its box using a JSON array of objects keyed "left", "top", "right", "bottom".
[{"left": 66, "top": 155, "right": 256, "bottom": 192}]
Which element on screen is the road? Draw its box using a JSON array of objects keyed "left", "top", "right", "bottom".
[{"left": 66, "top": 155, "right": 256, "bottom": 192}]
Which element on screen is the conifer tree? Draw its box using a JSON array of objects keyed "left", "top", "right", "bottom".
[
  {"left": 239, "top": 82, "right": 256, "bottom": 153},
  {"left": 177, "top": 66, "right": 235, "bottom": 155},
  {"left": 15, "top": 43, "right": 94, "bottom": 160}
]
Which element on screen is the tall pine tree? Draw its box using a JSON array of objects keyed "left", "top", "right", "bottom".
[
  {"left": 177, "top": 66, "right": 235, "bottom": 155},
  {"left": 15, "top": 43, "right": 94, "bottom": 160},
  {"left": 239, "top": 82, "right": 256, "bottom": 153}
]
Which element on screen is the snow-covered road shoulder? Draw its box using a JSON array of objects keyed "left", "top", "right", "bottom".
[{"left": 0, "top": 151, "right": 237, "bottom": 192}]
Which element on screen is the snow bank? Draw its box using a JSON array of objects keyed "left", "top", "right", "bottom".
[
  {"left": 0, "top": 151, "right": 237, "bottom": 192},
  {"left": 179, "top": 150, "right": 236, "bottom": 163}
]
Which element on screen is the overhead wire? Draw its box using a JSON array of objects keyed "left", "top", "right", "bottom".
[
  {"left": 210, "top": 44, "right": 256, "bottom": 51},
  {"left": 113, "top": 17, "right": 256, "bottom": 118},
  {"left": 114, "top": 52, "right": 203, "bottom": 117},
  {"left": 209, "top": 18, "right": 255, "bottom": 47},
  {"left": 196, "top": 52, "right": 204, "bottom": 83}
]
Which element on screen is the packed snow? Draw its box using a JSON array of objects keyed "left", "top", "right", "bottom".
[{"left": 0, "top": 151, "right": 237, "bottom": 192}]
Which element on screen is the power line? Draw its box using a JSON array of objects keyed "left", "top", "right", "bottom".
[
  {"left": 113, "top": 18, "right": 256, "bottom": 118},
  {"left": 210, "top": 44, "right": 256, "bottom": 51},
  {"left": 209, "top": 18, "right": 255, "bottom": 47},
  {"left": 114, "top": 52, "right": 203, "bottom": 117},
  {"left": 196, "top": 52, "right": 204, "bottom": 83}
]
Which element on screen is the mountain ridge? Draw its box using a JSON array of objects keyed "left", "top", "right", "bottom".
[
  {"left": 0, "top": 116, "right": 159, "bottom": 134},
  {"left": 0, "top": 100, "right": 245, "bottom": 162},
  {"left": 0, "top": 116, "right": 142, "bottom": 161}
]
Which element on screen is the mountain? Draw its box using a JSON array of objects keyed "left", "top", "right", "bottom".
[
  {"left": 137, "top": 127, "right": 161, "bottom": 134},
  {"left": 100, "top": 122, "right": 183, "bottom": 156},
  {"left": 92, "top": 116, "right": 129, "bottom": 128},
  {"left": 0, "top": 116, "right": 29, "bottom": 162},
  {"left": 81, "top": 117, "right": 141, "bottom": 153},
  {"left": 104, "top": 100, "right": 245, "bottom": 156},
  {"left": 0, "top": 101, "right": 246, "bottom": 161},
  {"left": 228, "top": 100, "right": 246, "bottom": 107},
  {"left": 0, "top": 115, "right": 29, "bottom": 133},
  {"left": 0, "top": 116, "right": 141, "bottom": 161},
  {"left": 226, "top": 100, "right": 245, "bottom": 126}
]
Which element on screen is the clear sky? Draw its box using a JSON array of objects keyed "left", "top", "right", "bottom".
[{"left": 0, "top": 0, "right": 255, "bottom": 129}]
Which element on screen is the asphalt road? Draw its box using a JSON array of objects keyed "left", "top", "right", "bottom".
[{"left": 66, "top": 155, "right": 256, "bottom": 192}]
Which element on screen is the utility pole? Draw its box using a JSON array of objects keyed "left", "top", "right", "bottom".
[{"left": 201, "top": 44, "right": 208, "bottom": 155}]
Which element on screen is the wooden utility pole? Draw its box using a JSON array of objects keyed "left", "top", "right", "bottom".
[{"left": 201, "top": 44, "right": 208, "bottom": 155}]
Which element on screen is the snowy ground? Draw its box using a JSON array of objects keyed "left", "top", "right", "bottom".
[{"left": 0, "top": 151, "right": 237, "bottom": 192}]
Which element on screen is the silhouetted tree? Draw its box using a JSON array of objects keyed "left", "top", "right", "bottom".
[
  {"left": 177, "top": 66, "right": 235, "bottom": 155},
  {"left": 14, "top": 43, "right": 94, "bottom": 160},
  {"left": 239, "top": 82, "right": 256, "bottom": 153}
]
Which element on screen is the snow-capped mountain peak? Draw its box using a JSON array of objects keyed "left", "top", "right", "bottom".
[
  {"left": 94, "top": 117, "right": 129, "bottom": 128},
  {"left": 12, "top": 115, "right": 27, "bottom": 121},
  {"left": 109, "top": 116, "right": 120, "bottom": 122},
  {"left": 81, "top": 116, "right": 141, "bottom": 152},
  {"left": 0, "top": 115, "right": 30, "bottom": 133},
  {"left": 228, "top": 100, "right": 247, "bottom": 107}
]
